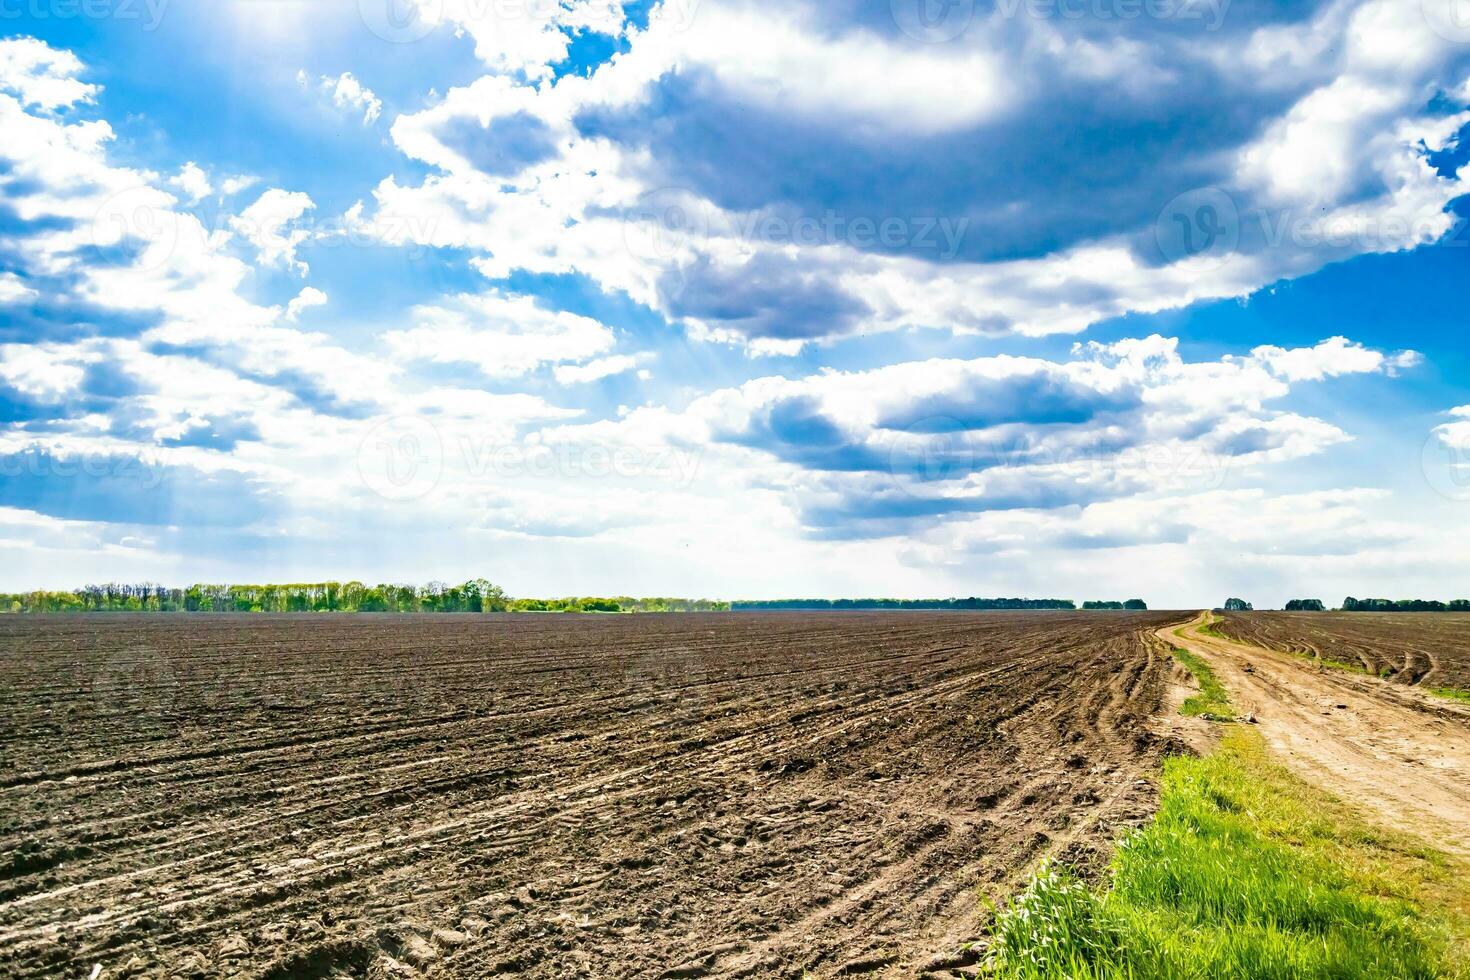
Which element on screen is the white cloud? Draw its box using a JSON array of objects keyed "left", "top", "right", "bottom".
[
  {"left": 316, "top": 71, "right": 382, "bottom": 125},
  {"left": 1248, "top": 337, "right": 1419, "bottom": 383},
  {"left": 0, "top": 272, "right": 37, "bottom": 305},
  {"left": 354, "top": 0, "right": 1470, "bottom": 355},
  {"left": 231, "top": 188, "right": 316, "bottom": 274},
  {"left": 674, "top": 5, "right": 1009, "bottom": 135},
  {"left": 553, "top": 353, "right": 650, "bottom": 384},
  {"left": 384, "top": 290, "right": 617, "bottom": 378},
  {"left": 167, "top": 161, "right": 212, "bottom": 204},
  {"left": 0, "top": 37, "right": 96, "bottom": 110},
  {"left": 219, "top": 174, "right": 259, "bottom": 196},
  {"left": 435, "top": 0, "right": 628, "bottom": 81},
  {"left": 285, "top": 286, "right": 328, "bottom": 321},
  {"left": 535, "top": 334, "right": 1417, "bottom": 538}
]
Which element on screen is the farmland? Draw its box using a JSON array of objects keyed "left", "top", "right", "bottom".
[
  {"left": 0, "top": 611, "right": 1182, "bottom": 978},
  {"left": 1215, "top": 612, "right": 1470, "bottom": 693}
]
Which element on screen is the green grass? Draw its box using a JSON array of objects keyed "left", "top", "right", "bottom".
[
  {"left": 1431, "top": 687, "right": 1470, "bottom": 704},
  {"left": 985, "top": 729, "right": 1470, "bottom": 979},
  {"left": 1172, "top": 647, "right": 1232, "bottom": 719}
]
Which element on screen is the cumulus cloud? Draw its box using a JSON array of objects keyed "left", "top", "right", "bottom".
[
  {"left": 309, "top": 70, "right": 383, "bottom": 125},
  {"left": 231, "top": 188, "right": 316, "bottom": 274},
  {"left": 0, "top": 273, "right": 38, "bottom": 306},
  {"left": 383, "top": 290, "right": 617, "bottom": 378},
  {"left": 540, "top": 335, "right": 1419, "bottom": 538},
  {"left": 166, "top": 161, "right": 212, "bottom": 203},
  {"left": 284, "top": 287, "right": 328, "bottom": 321},
  {"left": 553, "top": 353, "right": 650, "bottom": 384},
  {"left": 0, "top": 36, "right": 96, "bottom": 110},
  {"left": 350, "top": 0, "right": 1470, "bottom": 353}
]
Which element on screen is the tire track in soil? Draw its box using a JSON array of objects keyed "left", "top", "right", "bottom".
[{"left": 0, "top": 612, "right": 1181, "bottom": 979}]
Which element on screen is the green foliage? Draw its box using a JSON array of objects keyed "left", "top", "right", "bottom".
[
  {"left": 730, "top": 597, "right": 1077, "bottom": 611},
  {"left": 1285, "top": 599, "right": 1326, "bottom": 611},
  {"left": 986, "top": 730, "right": 1467, "bottom": 979},
  {"left": 1, "top": 579, "right": 511, "bottom": 614},
  {"left": 1222, "top": 597, "right": 1254, "bottom": 612},
  {"left": 1083, "top": 600, "right": 1149, "bottom": 610},
  {"left": 1431, "top": 687, "right": 1470, "bottom": 704},
  {"left": 1172, "top": 648, "right": 1231, "bottom": 718},
  {"left": 0, "top": 582, "right": 733, "bottom": 615},
  {"left": 1342, "top": 597, "right": 1470, "bottom": 612},
  {"left": 507, "top": 597, "right": 729, "bottom": 614}
]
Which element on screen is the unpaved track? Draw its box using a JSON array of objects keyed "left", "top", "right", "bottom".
[
  {"left": 1166, "top": 615, "right": 1470, "bottom": 857},
  {"left": 0, "top": 612, "right": 1180, "bottom": 979}
]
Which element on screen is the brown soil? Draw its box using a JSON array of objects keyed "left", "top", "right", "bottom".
[
  {"left": 0, "top": 611, "right": 1182, "bottom": 979},
  {"left": 1215, "top": 611, "right": 1470, "bottom": 692},
  {"left": 1168, "top": 615, "right": 1470, "bottom": 857}
]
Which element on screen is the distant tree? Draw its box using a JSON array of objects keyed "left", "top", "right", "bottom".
[
  {"left": 1284, "top": 599, "right": 1325, "bottom": 611},
  {"left": 1124, "top": 599, "right": 1148, "bottom": 610},
  {"left": 1223, "top": 598, "right": 1253, "bottom": 612}
]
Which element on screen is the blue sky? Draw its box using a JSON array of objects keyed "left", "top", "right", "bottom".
[{"left": 0, "top": 0, "right": 1468, "bottom": 606}]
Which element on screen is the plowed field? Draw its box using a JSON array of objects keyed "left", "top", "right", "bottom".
[
  {"left": 1216, "top": 612, "right": 1470, "bottom": 692},
  {"left": 0, "top": 611, "right": 1181, "bottom": 979}
]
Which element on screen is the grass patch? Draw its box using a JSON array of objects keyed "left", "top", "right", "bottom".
[
  {"left": 1320, "top": 657, "right": 1368, "bottom": 675},
  {"left": 1431, "top": 687, "right": 1470, "bottom": 704},
  {"left": 1196, "top": 615, "right": 1228, "bottom": 640},
  {"left": 1171, "top": 647, "right": 1231, "bottom": 719},
  {"left": 985, "top": 729, "right": 1470, "bottom": 979}
]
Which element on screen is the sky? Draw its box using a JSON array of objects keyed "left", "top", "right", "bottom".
[{"left": 0, "top": 0, "right": 1467, "bottom": 608}]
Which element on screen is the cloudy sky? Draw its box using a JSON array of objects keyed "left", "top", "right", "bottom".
[{"left": 1, "top": 0, "right": 1468, "bottom": 606}]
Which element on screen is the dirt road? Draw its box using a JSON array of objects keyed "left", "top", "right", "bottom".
[{"left": 1165, "top": 615, "right": 1470, "bottom": 857}]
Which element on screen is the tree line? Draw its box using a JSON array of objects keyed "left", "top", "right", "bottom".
[
  {"left": 0, "top": 582, "right": 730, "bottom": 615},
  {"left": 1340, "top": 597, "right": 1470, "bottom": 612},
  {"left": 1221, "top": 598, "right": 1469, "bottom": 612},
  {"left": 1082, "top": 600, "right": 1149, "bottom": 610},
  {"left": 730, "top": 598, "right": 1081, "bottom": 611}
]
